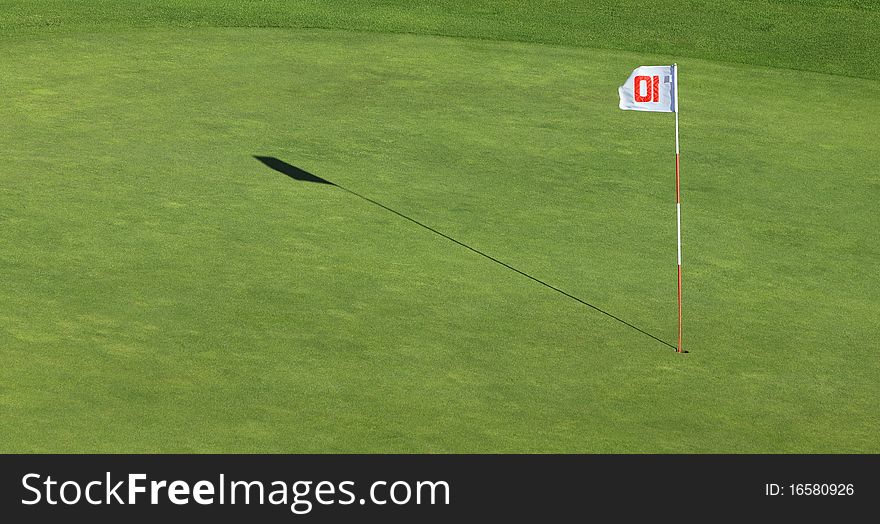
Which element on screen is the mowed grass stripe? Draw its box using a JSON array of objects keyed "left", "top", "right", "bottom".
[{"left": 0, "top": 1, "right": 878, "bottom": 80}]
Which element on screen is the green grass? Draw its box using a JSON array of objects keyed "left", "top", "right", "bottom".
[
  {"left": 1, "top": 1, "right": 878, "bottom": 79},
  {"left": 0, "top": 3, "right": 877, "bottom": 452}
]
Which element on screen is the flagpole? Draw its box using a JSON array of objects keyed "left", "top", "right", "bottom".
[{"left": 673, "top": 63, "right": 682, "bottom": 353}]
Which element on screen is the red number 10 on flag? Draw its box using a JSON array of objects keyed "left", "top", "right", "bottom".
[{"left": 634, "top": 75, "right": 660, "bottom": 102}]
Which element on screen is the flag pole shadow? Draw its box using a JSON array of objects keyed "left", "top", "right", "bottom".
[{"left": 253, "top": 155, "right": 678, "bottom": 351}]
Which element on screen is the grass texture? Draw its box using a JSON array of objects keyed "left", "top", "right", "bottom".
[{"left": 0, "top": 3, "right": 877, "bottom": 452}]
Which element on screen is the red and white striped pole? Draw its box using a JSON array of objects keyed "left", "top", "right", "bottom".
[{"left": 673, "top": 63, "right": 683, "bottom": 353}]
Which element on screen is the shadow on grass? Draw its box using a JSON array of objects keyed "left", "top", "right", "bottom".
[{"left": 253, "top": 155, "right": 677, "bottom": 351}]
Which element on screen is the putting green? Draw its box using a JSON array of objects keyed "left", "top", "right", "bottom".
[{"left": 0, "top": 27, "right": 877, "bottom": 452}]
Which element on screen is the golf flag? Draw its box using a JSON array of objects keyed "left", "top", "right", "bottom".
[
  {"left": 619, "top": 64, "right": 684, "bottom": 353},
  {"left": 618, "top": 65, "right": 676, "bottom": 113}
]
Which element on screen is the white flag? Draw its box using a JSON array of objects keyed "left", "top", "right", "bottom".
[{"left": 618, "top": 65, "right": 676, "bottom": 112}]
